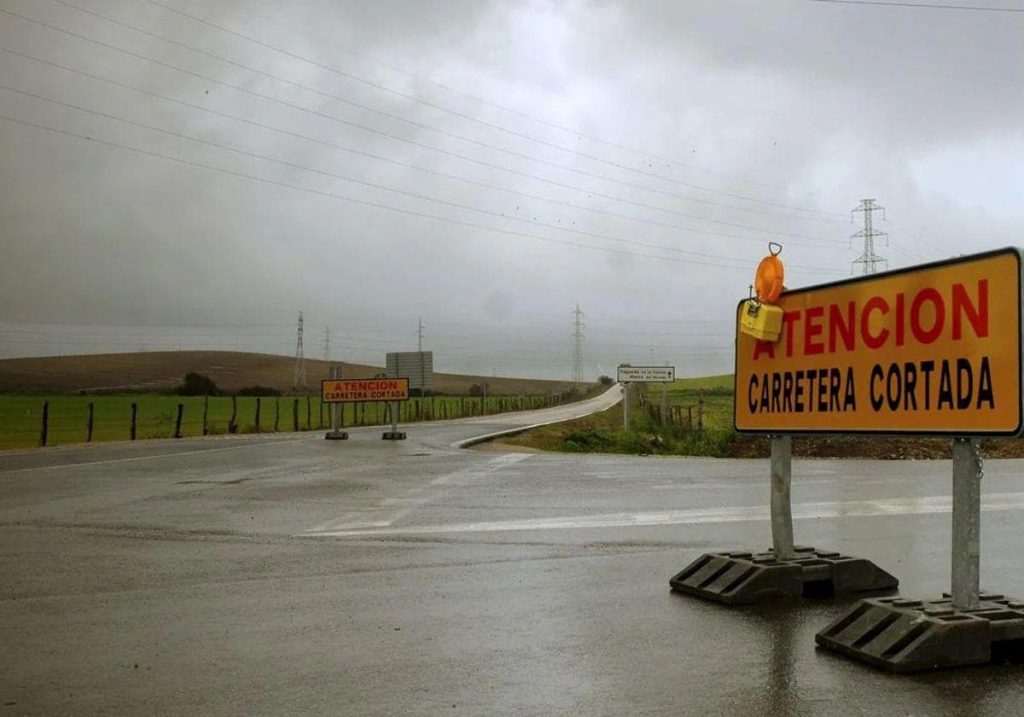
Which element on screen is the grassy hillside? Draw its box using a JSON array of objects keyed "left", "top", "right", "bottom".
[{"left": 0, "top": 351, "right": 580, "bottom": 396}]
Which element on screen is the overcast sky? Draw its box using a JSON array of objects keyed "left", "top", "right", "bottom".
[{"left": 1, "top": 0, "right": 1022, "bottom": 379}]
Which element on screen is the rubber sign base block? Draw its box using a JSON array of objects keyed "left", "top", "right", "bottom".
[
  {"left": 816, "top": 593, "right": 1024, "bottom": 673},
  {"left": 324, "top": 431, "right": 349, "bottom": 441},
  {"left": 381, "top": 431, "right": 407, "bottom": 441},
  {"left": 669, "top": 546, "right": 898, "bottom": 605}
]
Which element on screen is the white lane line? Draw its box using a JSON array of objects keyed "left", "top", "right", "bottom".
[
  {"left": 302, "top": 453, "right": 533, "bottom": 534},
  {"left": 0, "top": 438, "right": 310, "bottom": 475},
  {"left": 299, "top": 491, "right": 1024, "bottom": 537}
]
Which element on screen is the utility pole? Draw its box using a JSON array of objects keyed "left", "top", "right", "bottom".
[
  {"left": 293, "top": 311, "right": 307, "bottom": 391},
  {"left": 851, "top": 199, "right": 888, "bottom": 275},
  {"left": 322, "top": 326, "right": 331, "bottom": 361},
  {"left": 571, "top": 304, "right": 585, "bottom": 383},
  {"left": 417, "top": 317, "right": 424, "bottom": 352}
]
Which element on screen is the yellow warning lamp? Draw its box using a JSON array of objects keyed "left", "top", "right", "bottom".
[{"left": 740, "top": 243, "right": 785, "bottom": 342}]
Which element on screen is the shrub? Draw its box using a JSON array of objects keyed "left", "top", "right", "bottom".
[
  {"left": 177, "top": 372, "right": 219, "bottom": 396},
  {"left": 598, "top": 375, "right": 614, "bottom": 386}
]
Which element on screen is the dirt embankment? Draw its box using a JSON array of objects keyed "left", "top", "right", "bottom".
[{"left": 0, "top": 351, "right": 581, "bottom": 396}]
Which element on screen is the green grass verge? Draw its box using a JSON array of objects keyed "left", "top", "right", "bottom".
[{"left": 0, "top": 394, "right": 554, "bottom": 450}]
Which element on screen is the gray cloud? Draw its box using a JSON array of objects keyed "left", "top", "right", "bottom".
[{"left": 1, "top": 0, "right": 1021, "bottom": 378}]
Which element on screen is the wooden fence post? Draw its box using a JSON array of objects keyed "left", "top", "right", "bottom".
[
  {"left": 292, "top": 399, "right": 299, "bottom": 432},
  {"left": 306, "top": 396, "right": 312, "bottom": 430},
  {"left": 130, "top": 402, "right": 137, "bottom": 441},
  {"left": 274, "top": 398, "right": 280, "bottom": 431},
  {"left": 39, "top": 401, "right": 49, "bottom": 447},
  {"left": 173, "top": 403, "right": 184, "bottom": 438},
  {"left": 202, "top": 396, "right": 209, "bottom": 436},
  {"left": 698, "top": 390, "right": 704, "bottom": 435},
  {"left": 255, "top": 397, "right": 262, "bottom": 433},
  {"left": 86, "top": 402, "right": 94, "bottom": 442},
  {"left": 229, "top": 396, "right": 238, "bottom": 434}
]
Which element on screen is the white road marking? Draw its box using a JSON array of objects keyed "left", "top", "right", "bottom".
[
  {"left": 300, "top": 491, "right": 1024, "bottom": 537},
  {"left": 0, "top": 438, "right": 310, "bottom": 475},
  {"left": 303, "top": 453, "right": 533, "bottom": 534}
]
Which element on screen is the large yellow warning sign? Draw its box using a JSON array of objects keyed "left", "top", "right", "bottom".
[{"left": 734, "top": 248, "right": 1022, "bottom": 435}]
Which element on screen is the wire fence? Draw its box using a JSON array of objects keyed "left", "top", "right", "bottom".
[{"left": 0, "top": 393, "right": 562, "bottom": 450}]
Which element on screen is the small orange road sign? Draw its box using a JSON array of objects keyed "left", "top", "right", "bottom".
[{"left": 321, "top": 378, "right": 410, "bottom": 403}]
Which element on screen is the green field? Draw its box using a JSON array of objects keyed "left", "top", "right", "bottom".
[
  {"left": 502, "top": 375, "right": 738, "bottom": 456},
  {"left": 0, "top": 394, "right": 553, "bottom": 450}
]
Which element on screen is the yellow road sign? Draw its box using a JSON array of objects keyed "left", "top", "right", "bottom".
[
  {"left": 321, "top": 378, "right": 410, "bottom": 403},
  {"left": 735, "top": 248, "right": 1022, "bottom": 435}
]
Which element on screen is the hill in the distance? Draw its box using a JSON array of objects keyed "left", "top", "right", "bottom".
[{"left": 0, "top": 351, "right": 581, "bottom": 396}]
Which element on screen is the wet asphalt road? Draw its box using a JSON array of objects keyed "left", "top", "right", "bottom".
[{"left": 3, "top": 386, "right": 1024, "bottom": 715}]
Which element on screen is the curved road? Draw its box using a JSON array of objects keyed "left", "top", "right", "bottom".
[{"left": 2, "top": 384, "right": 1024, "bottom": 715}]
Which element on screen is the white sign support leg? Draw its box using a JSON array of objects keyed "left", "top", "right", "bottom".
[
  {"left": 622, "top": 384, "right": 631, "bottom": 431},
  {"left": 770, "top": 435, "right": 795, "bottom": 560},
  {"left": 951, "top": 437, "right": 982, "bottom": 611}
]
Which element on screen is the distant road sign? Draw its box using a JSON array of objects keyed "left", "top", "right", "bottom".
[
  {"left": 386, "top": 351, "right": 433, "bottom": 391},
  {"left": 321, "top": 378, "right": 410, "bottom": 403},
  {"left": 617, "top": 365, "right": 676, "bottom": 383},
  {"left": 735, "top": 248, "right": 1022, "bottom": 435}
]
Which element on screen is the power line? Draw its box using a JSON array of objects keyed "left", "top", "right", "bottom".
[
  {"left": 1, "top": 9, "right": 837, "bottom": 245},
  {"left": 809, "top": 0, "right": 1024, "bottom": 12},
  {"left": 0, "top": 47, "right": 846, "bottom": 251},
  {"left": 2, "top": 113, "right": 810, "bottom": 273},
  {"left": 204, "top": 0, "right": 787, "bottom": 193},
  {"left": 134, "top": 0, "right": 844, "bottom": 219},
  {"left": 851, "top": 199, "right": 888, "bottom": 275},
  {"left": 0, "top": 84, "right": 845, "bottom": 274},
  {"left": 571, "top": 305, "right": 585, "bottom": 383},
  {"left": 47, "top": 0, "right": 842, "bottom": 224},
  {"left": 293, "top": 311, "right": 307, "bottom": 390}
]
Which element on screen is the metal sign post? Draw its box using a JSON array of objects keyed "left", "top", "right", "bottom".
[
  {"left": 951, "top": 437, "right": 982, "bottom": 610},
  {"left": 622, "top": 383, "right": 631, "bottom": 431},
  {"left": 324, "top": 365, "right": 348, "bottom": 440},
  {"left": 769, "top": 435, "right": 795, "bottom": 561}
]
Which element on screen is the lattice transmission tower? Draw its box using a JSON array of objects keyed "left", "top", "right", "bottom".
[
  {"left": 293, "top": 311, "right": 307, "bottom": 390},
  {"left": 571, "top": 304, "right": 585, "bottom": 383},
  {"left": 851, "top": 199, "right": 888, "bottom": 275}
]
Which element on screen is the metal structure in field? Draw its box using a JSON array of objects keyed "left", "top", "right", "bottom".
[{"left": 386, "top": 351, "right": 433, "bottom": 393}]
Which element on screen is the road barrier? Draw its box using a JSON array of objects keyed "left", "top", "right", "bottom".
[{"left": 672, "top": 248, "right": 1024, "bottom": 672}]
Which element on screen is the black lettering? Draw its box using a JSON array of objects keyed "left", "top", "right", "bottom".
[
  {"left": 921, "top": 360, "right": 936, "bottom": 410},
  {"left": 903, "top": 362, "right": 918, "bottom": 410},
  {"left": 749, "top": 375, "right": 759, "bottom": 413},
  {"left": 817, "top": 368, "right": 828, "bottom": 413},
  {"left": 938, "top": 360, "right": 954, "bottom": 409},
  {"left": 771, "top": 373, "right": 782, "bottom": 413},
  {"left": 783, "top": 372, "right": 794, "bottom": 412},
  {"left": 977, "top": 356, "right": 994, "bottom": 409},
  {"left": 844, "top": 367, "right": 857, "bottom": 411},
  {"left": 759, "top": 374, "right": 769, "bottom": 412},
  {"left": 829, "top": 368, "right": 841, "bottom": 412},
  {"left": 806, "top": 369, "right": 817, "bottom": 411},
  {"left": 956, "top": 358, "right": 973, "bottom": 409},
  {"left": 870, "top": 364, "right": 884, "bottom": 411},
  {"left": 886, "top": 363, "right": 901, "bottom": 411},
  {"left": 794, "top": 370, "right": 805, "bottom": 412}
]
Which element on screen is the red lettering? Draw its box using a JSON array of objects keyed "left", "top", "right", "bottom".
[
  {"left": 910, "top": 287, "right": 944, "bottom": 344},
  {"left": 953, "top": 279, "right": 988, "bottom": 340},
  {"left": 804, "top": 306, "right": 825, "bottom": 355},
  {"left": 828, "top": 302, "right": 855, "bottom": 353},
  {"left": 895, "top": 292, "right": 905, "bottom": 347},
  {"left": 784, "top": 311, "right": 802, "bottom": 357},
  {"left": 861, "top": 296, "right": 890, "bottom": 349},
  {"left": 752, "top": 340, "right": 775, "bottom": 360}
]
